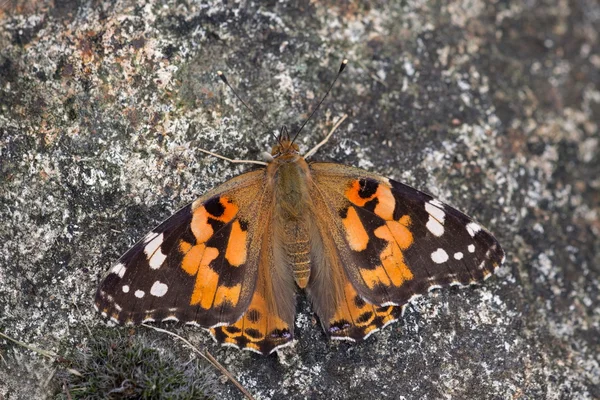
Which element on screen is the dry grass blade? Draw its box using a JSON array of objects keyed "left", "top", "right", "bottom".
[
  {"left": 0, "top": 330, "right": 59, "bottom": 360},
  {"left": 142, "top": 324, "right": 256, "bottom": 400}
]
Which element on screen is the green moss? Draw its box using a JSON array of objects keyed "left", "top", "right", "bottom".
[{"left": 54, "top": 329, "right": 218, "bottom": 399}]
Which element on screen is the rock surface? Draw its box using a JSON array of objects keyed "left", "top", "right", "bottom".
[{"left": 0, "top": 1, "right": 598, "bottom": 399}]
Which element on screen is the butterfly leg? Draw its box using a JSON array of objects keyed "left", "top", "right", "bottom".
[
  {"left": 197, "top": 148, "right": 268, "bottom": 166},
  {"left": 304, "top": 114, "right": 348, "bottom": 159}
]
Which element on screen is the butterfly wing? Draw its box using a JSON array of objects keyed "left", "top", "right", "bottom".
[
  {"left": 307, "top": 162, "right": 504, "bottom": 341},
  {"left": 95, "top": 169, "right": 296, "bottom": 353}
]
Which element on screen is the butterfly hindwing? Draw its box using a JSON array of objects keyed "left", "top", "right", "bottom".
[
  {"left": 210, "top": 203, "right": 297, "bottom": 354},
  {"left": 307, "top": 162, "right": 504, "bottom": 340}
]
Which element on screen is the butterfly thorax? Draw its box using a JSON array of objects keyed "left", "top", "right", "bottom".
[{"left": 268, "top": 144, "right": 313, "bottom": 289}]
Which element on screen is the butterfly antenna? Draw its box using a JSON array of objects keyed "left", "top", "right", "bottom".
[
  {"left": 291, "top": 59, "right": 348, "bottom": 144},
  {"left": 217, "top": 71, "right": 277, "bottom": 141}
]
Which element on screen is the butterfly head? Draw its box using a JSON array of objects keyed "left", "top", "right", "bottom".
[
  {"left": 269, "top": 124, "right": 300, "bottom": 159},
  {"left": 270, "top": 139, "right": 300, "bottom": 158}
]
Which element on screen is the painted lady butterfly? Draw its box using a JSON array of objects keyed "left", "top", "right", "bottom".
[{"left": 95, "top": 60, "right": 504, "bottom": 354}]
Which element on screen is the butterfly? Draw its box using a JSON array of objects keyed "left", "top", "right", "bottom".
[{"left": 95, "top": 60, "right": 504, "bottom": 355}]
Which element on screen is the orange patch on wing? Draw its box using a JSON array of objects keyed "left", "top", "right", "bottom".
[
  {"left": 345, "top": 181, "right": 395, "bottom": 220},
  {"left": 360, "top": 266, "right": 392, "bottom": 289},
  {"left": 374, "top": 305, "right": 397, "bottom": 326},
  {"left": 210, "top": 291, "right": 290, "bottom": 350},
  {"left": 373, "top": 185, "right": 395, "bottom": 220},
  {"left": 191, "top": 207, "right": 213, "bottom": 244},
  {"left": 179, "top": 240, "right": 192, "bottom": 254},
  {"left": 386, "top": 215, "right": 413, "bottom": 250},
  {"left": 329, "top": 282, "right": 399, "bottom": 339},
  {"left": 213, "top": 284, "right": 242, "bottom": 307},
  {"left": 180, "top": 241, "right": 204, "bottom": 275},
  {"left": 373, "top": 214, "right": 414, "bottom": 287},
  {"left": 191, "top": 198, "right": 239, "bottom": 245},
  {"left": 330, "top": 283, "right": 375, "bottom": 332},
  {"left": 188, "top": 246, "right": 220, "bottom": 308},
  {"left": 342, "top": 206, "right": 369, "bottom": 251},
  {"left": 225, "top": 220, "right": 247, "bottom": 267},
  {"left": 345, "top": 180, "right": 372, "bottom": 206},
  {"left": 210, "top": 197, "right": 239, "bottom": 223}
]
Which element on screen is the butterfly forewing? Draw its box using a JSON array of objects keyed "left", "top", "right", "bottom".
[{"left": 95, "top": 170, "right": 269, "bottom": 327}]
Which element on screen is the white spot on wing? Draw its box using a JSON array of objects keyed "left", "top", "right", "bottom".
[
  {"left": 149, "top": 249, "right": 167, "bottom": 270},
  {"left": 431, "top": 248, "right": 449, "bottom": 264},
  {"left": 144, "top": 233, "right": 166, "bottom": 270},
  {"left": 330, "top": 335, "right": 356, "bottom": 343},
  {"left": 466, "top": 222, "right": 481, "bottom": 237},
  {"left": 134, "top": 290, "right": 145, "bottom": 298},
  {"left": 143, "top": 231, "right": 157, "bottom": 243},
  {"left": 150, "top": 281, "right": 168, "bottom": 297},
  {"left": 454, "top": 252, "right": 464, "bottom": 260},
  {"left": 426, "top": 218, "right": 445, "bottom": 236},
  {"left": 362, "top": 327, "right": 381, "bottom": 340},
  {"left": 111, "top": 263, "right": 126, "bottom": 278},
  {"left": 425, "top": 201, "right": 445, "bottom": 222},
  {"left": 468, "top": 244, "right": 476, "bottom": 253},
  {"left": 425, "top": 201, "right": 446, "bottom": 236},
  {"left": 430, "top": 198, "right": 444, "bottom": 208},
  {"left": 244, "top": 346, "right": 264, "bottom": 355},
  {"left": 122, "top": 285, "right": 130, "bottom": 293}
]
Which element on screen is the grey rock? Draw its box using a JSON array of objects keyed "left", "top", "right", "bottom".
[{"left": 0, "top": 1, "right": 598, "bottom": 399}]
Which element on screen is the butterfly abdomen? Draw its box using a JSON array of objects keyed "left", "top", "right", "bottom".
[{"left": 271, "top": 156, "right": 314, "bottom": 288}]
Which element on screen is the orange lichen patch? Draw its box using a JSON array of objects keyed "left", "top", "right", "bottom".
[
  {"left": 373, "top": 214, "right": 414, "bottom": 287},
  {"left": 225, "top": 220, "right": 247, "bottom": 267},
  {"left": 189, "top": 247, "right": 220, "bottom": 308},
  {"left": 345, "top": 181, "right": 395, "bottom": 220},
  {"left": 360, "top": 266, "right": 392, "bottom": 289},
  {"left": 191, "top": 207, "right": 213, "bottom": 244},
  {"left": 210, "top": 197, "right": 239, "bottom": 223},
  {"left": 213, "top": 284, "right": 242, "bottom": 307},
  {"left": 342, "top": 206, "right": 369, "bottom": 251}
]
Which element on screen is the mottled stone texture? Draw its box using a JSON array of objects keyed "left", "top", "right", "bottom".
[{"left": 0, "top": 1, "right": 598, "bottom": 399}]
